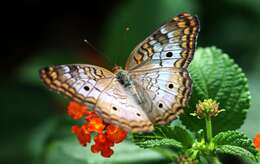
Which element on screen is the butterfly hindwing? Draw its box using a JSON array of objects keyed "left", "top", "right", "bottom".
[
  {"left": 125, "top": 13, "right": 199, "bottom": 71},
  {"left": 40, "top": 64, "right": 153, "bottom": 132},
  {"left": 130, "top": 67, "right": 192, "bottom": 124},
  {"left": 95, "top": 78, "right": 153, "bottom": 132}
]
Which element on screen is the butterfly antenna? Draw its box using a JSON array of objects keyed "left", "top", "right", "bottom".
[
  {"left": 123, "top": 26, "right": 131, "bottom": 46},
  {"left": 83, "top": 39, "right": 114, "bottom": 67}
]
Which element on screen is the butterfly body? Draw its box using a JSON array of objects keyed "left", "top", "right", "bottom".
[
  {"left": 40, "top": 13, "right": 200, "bottom": 133},
  {"left": 114, "top": 67, "right": 132, "bottom": 87}
]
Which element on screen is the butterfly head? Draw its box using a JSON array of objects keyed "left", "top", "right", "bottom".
[{"left": 112, "top": 65, "right": 123, "bottom": 74}]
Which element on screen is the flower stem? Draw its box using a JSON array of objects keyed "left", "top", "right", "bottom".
[
  {"left": 205, "top": 115, "right": 212, "bottom": 143},
  {"left": 205, "top": 156, "right": 221, "bottom": 164}
]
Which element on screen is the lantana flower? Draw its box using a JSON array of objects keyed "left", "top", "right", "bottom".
[
  {"left": 67, "top": 101, "right": 128, "bottom": 158},
  {"left": 254, "top": 133, "right": 260, "bottom": 151},
  {"left": 191, "top": 99, "right": 225, "bottom": 119}
]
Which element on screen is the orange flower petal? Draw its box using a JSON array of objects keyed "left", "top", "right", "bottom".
[
  {"left": 68, "top": 101, "right": 127, "bottom": 158},
  {"left": 67, "top": 101, "right": 87, "bottom": 120},
  {"left": 101, "top": 147, "right": 113, "bottom": 158},
  {"left": 72, "top": 125, "right": 91, "bottom": 146},
  {"left": 106, "top": 124, "right": 128, "bottom": 143},
  {"left": 87, "top": 117, "right": 106, "bottom": 133},
  {"left": 91, "top": 143, "right": 101, "bottom": 153},
  {"left": 94, "top": 133, "right": 107, "bottom": 143},
  {"left": 254, "top": 133, "right": 260, "bottom": 150}
]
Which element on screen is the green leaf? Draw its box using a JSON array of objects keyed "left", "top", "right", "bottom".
[
  {"left": 216, "top": 145, "right": 256, "bottom": 161},
  {"left": 170, "top": 126, "right": 194, "bottom": 149},
  {"left": 213, "top": 130, "right": 258, "bottom": 159},
  {"left": 135, "top": 138, "right": 182, "bottom": 149},
  {"left": 133, "top": 126, "right": 194, "bottom": 150},
  {"left": 152, "top": 147, "right": 179, "bottom": 161},
  {"left": 180, "top": 47, "right": 251, "bottom": 134}
]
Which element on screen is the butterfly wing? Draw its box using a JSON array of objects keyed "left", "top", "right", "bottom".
[
  {"left": 40, "top": 64, "right": 153, "bottom": 132},
  {"left": 125, "top": 13, "right": 199, "bottom": 71},
  {"left": 40, "top": 64, "right": 114, "bottom": 104},
  {"left": 127, "top": 13, "right": 199, "bottom": 124},
  {"left": 130, "top": 67, "right": 191, "bottom": 124},
  {"left": 95, "top": 78, "right": 153, "bottom": 132}
]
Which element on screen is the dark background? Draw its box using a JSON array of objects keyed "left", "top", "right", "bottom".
[{"left": 2, "top": 0, "right": 260, "bottom": 164}]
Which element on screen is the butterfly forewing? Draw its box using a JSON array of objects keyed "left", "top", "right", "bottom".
[
  {"left": 125, "top": 13, "right": 199, "bottom": 71},
  {"left": 40, "top": 64, "right": 115, "bottom": 104},
  {"left": 40, "top": 64, "right": 153, "bottom": 132}
]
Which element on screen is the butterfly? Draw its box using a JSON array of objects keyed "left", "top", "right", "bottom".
[{"left": 39, "top": 13, "right": 200, "bottom": 133}]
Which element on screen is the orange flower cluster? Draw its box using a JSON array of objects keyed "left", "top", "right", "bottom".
[
  {"left": 254, "top": 133, "right": 260, "bottom": 150},
  {"left": 67, "top": 101, "right": 128, "bottom": 158}
]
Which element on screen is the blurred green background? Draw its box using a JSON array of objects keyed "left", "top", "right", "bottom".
[{"left": 3, "top": 0, "right": 260, "bottom": 163}]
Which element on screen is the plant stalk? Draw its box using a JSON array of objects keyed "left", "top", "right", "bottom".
[
  {"left": 205, "top": 156, "right": 221, "bottom": 164},
  {"left": 205, "top": 115, "right": 212, "bottom": 143}
]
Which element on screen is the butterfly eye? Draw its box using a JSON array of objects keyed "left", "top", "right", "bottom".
[
  {"left": 168, "top": 84, "right": 174, "bottom": 89},
  {"left": 112, "top": 106, "right": 117, "bottom": 111},
  {"left": 84, "top": 86, "right": 90, "bottom": 91},
  {"left": 166, "top": 52, "right": 173, "bottom": 57},
  {"left": 136, "top": 113, "right": 141, "bottom": 117},
  {"left": 158, "top": 103, "right": 163, "bottom": 108}
]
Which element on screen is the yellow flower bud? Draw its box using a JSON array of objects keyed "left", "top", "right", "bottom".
[{"left": 192, "top": 99, "right": 224, "bottom": 119}]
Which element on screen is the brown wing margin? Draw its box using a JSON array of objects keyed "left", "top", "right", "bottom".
[{"left": 172, "top": 12, "right": 200, "bottom": 68}]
